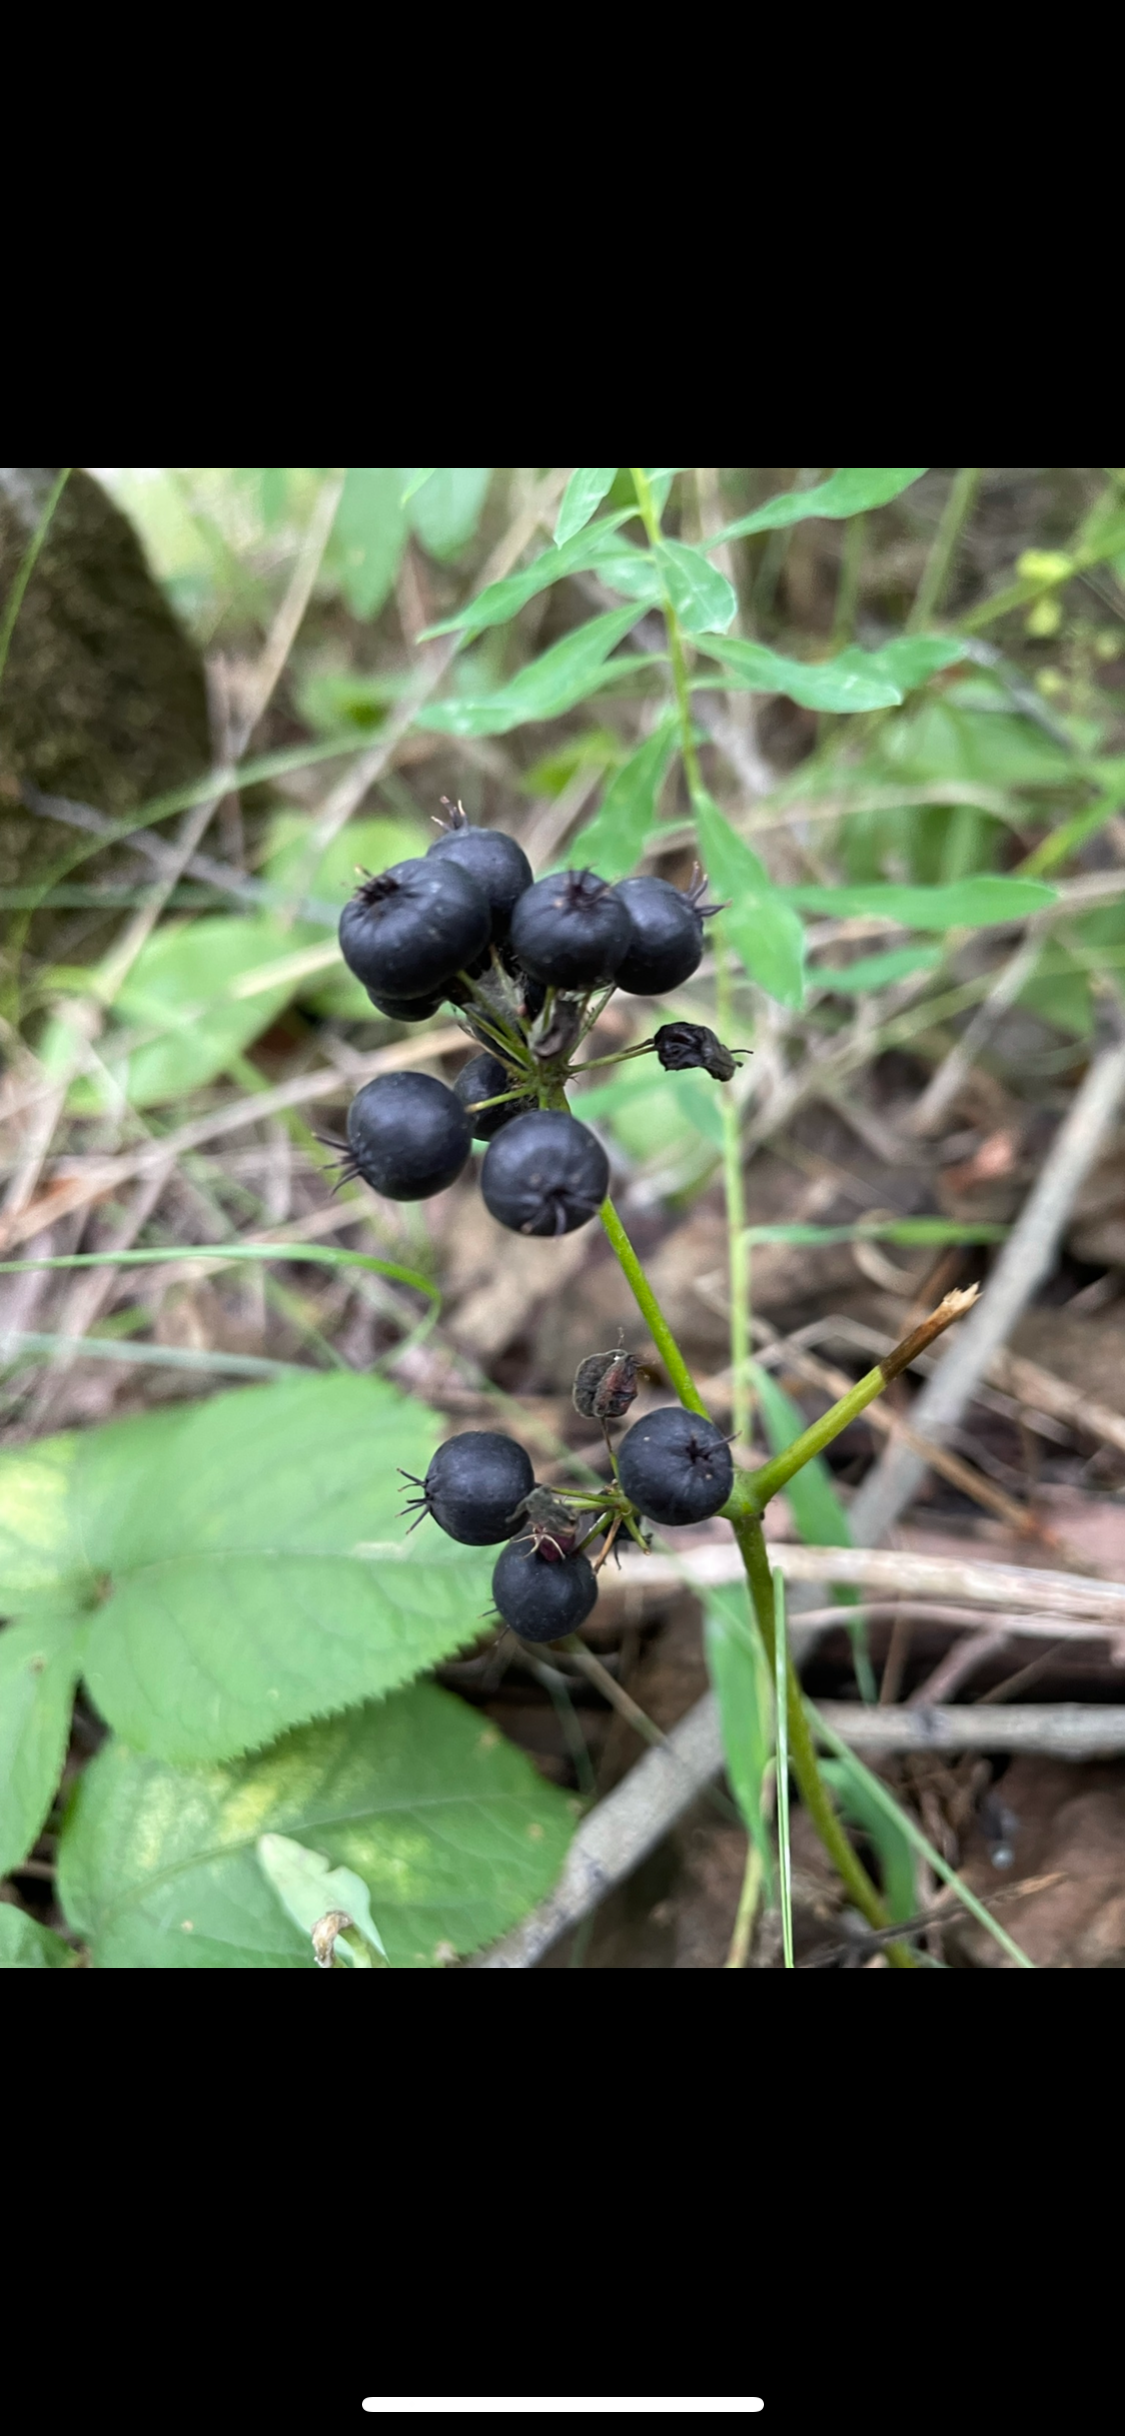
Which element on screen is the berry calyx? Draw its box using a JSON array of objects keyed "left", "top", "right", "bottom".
[
  {"left": 614, "top": 876, "right": 707, "bottom": 996},
  {"left": 339, "top": 856, "right": 490, "bottom": 999},
  {"left": 428, "top": 811, "right": 533, "bottom": 941},
  {"left": 508, "top": 867, "right": 630, "bottom": 991},
  {"left": 400, "top": 1429, "right": 534, "bottom": 1546},
  {"left": 492, "top": 1536, "right": 599, "bottom": 1640},
  {"left": 481, "top": 1109, "right": 609, "bottom": 1237},
  {"left": 653, "top": 1022, "right": 746, "bottom": 1081},
  {"left": 616, "top": 1404, "right": 734, "bottom": 1525},
  {"left": 343, "top": 1071, "right": 470, "bottom": 1200},
  {"left": 453, "top": 1050, "right": 536, "bottom": 1142}
]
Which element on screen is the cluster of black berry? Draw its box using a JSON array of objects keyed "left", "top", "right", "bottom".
[
  {"left": 332, "top": 801, "right": 741, "bottom": 1236},
  {"left": 401, "top": 1388, "right": 734, "bottom": 1642},
  {"left": 333, "top": 801, "right": 747, "bottom": 1646}
]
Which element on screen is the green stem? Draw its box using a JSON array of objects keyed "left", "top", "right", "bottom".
[
  {"left": 729, "top": 1357, "right": 895, "bottom": 1518},
  {"left": 629, "top": 466, "right": 702, "bottom": 796},
  {"left": 908, "top": 468, "right": 980, "bottom": 630},
  {"left": 597, "top": 1194, "right": 707, "bottom": 1416},
  {"left": 715, "top": 937, "right": 750, "bottom": 1448},
  {"left": 730, "top": 1509, "right": 902, "bottom": 1949}
]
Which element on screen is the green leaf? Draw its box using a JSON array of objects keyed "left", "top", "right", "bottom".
[
  {"left": 408, "top": 469, "right": 491, "bottom": 562},
  {"left": 0, "top": 1906, "right": 76, "bottom": 1967},
  {"left": 744, "top": 1218, "right": 1006, "bottom": 1247},
  {"left": 45, "top": 917, "right": 312, "bottom": 1112},
  {"left": 0, "top": 1375, "right": 497, "bottom": 1765},
  {"left": 419, "top": 512, "right": 634, "bottom": 637},
  {"left": 57, "top": 1685, "right": 574, "bottom": 1968},
  {"left": 773, "top": 1568, "right": 794, "bottom": 1968},
  {"left": 709, "top": 469, "right": 927, "bottom": 546},
  {"left": 0, "top": 1616, "right": 83, "bottom": 1878},
  {"left": 784, "top": 876, "right": 1058, "bottom": 927},
  {"left": 563, "top": 719, "right": 679, "bottom": 879},
  {"left": 750, "top": 1363, "right": 853, "bottom": 1549},
  {"left": 811, "top": 945, "right": 942, "bottom": 993},
  {"left": 653, "top": 538, "right": 737, "bottom": 634},
  {"left": 417, "top": 607, "right": 642, "bottom": 737},
  {"left": 704, "top": 1585, "right": 774, "bottom": 1892},
  {"left": 819, "top": 1756, "right": 918, "bottom": 1923},
  {"left": 331, "top": 468, "right": 407, "bottom": 619},
  {"left": 696, "top": 634, "right": 904, "bottom": 712},
  {"left": 879, "top": 700, "right": 1073, "bottom": 788},
  {"left": 554, "top": 469, "right": 618, "bottom": 547},
  {"left": 837, "top": 635, "right": 967, "bottom": 692},
  {"left": 581, "top": 536, "right": 664, "bottom": 602},
  {"left": 693, "top": 793, "right": 806, "bottom": 1007},
  {"left": 400, "top": 469, "right": 437, "bottom": 506},
  {"left": 256, "top": 1831, "right": 388, "bottom": 1965}
]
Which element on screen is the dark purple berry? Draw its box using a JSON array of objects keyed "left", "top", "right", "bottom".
[
  {"left": 653, "top": 1022, "right": 745, "bottom": 1082},
  {"left": 366, "top": 986, "right": 445, "bottom": 1021},
  {"left": 453, "top": 1051, "right": 536, "bottom": 1142},
  {"left": 400, "top": 1430, "right": 534, "bottom": 1547},
  {"left": 612, "top": 878, "right": 702, "bottom": 995},
  {"left": 343, "top": 1071, "right": 470, "bottom": 1200},
  {"left": 492, "top": 1536, "right": 598, "bottom": 1640},
  {"left": 508, "top": 868, "right": 630, "bottom": 991},
  {"left": 481, "top": 1109, "right": 609, "bottom": 1237},
  {"left": 339, "top": 857, "right": 490, "bottom": 1000},
  {"left": 616, "top": 1405, "right": 734, "bottom": 1525},
  {"left": 428, "top": 817, "right": 533, "bottom": 942}
]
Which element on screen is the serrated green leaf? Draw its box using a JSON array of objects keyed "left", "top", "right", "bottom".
[
  {"left": 408, "top": 469, "right": 491, "bottom": 562},
  {"left": 0, "top": 1905, "right": 77, "bottom": 1967},
  {"left": 709, "top": 469, "right": 927, "bottom": 546},
  {"left": 58, "top": 1685, "right": 574, "bottom": 1968},
  {"left": 784, "top": 876, "right": 1057, "bottom": 927},
  {"left": 419, "top": 511, "right": 634, "bottom": 638},
  {"left": 653, "top": 538, "right": 737, "bottom": 634},
  {"left": 0, "top": 1616, "right": 83, "bottom": 1878},
  {"left": 256, "top": 1832, "right": 388, "bottom": 1963},
  {"left": 693, "top": 793, "right": 806, "bottom": 1007},
  {"left": 331, "top": 468, "right": 407, "bottom": 619},
  {"left": 554, "top": 469, "right": 618, "bottom": 547},
  {"left": 0, "top": 1376, "right": 497, "bottom": 1766},
  {"left": 417, "top": 607, "right": 642, "bottom": 736},
  {"left": 704, "top": 1585, "right": 774, "bottom": 1891},
  {"left": 696, "top": 634, "right": 903, "bottom": 712},
  {"left": 562, "top": 719, "right": 678, "bottom": 879}
]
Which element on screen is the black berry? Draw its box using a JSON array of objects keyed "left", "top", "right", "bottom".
[
  {"left": 344, "top": 1071, "right": 470, "bottom": 1200},
  {"left": 339, "top": 857, "right": 490, "bottom": 1000},
  {"left": 400, "top": 1429, "right": 534, "bottom": 1546},
  {"left": 653, "top": 1022, "right": 745, "bottom": 1082},
  {"left": 366, "top": 986, "right": 445, "bottom": 1021},
  {"left": 453, "top": 1051, "right": 536, "bottom": 1142},
  {"left": 614, "top": 876, "right": 706, "bottom": 995},
  {"left": 492, "top": 1536, "right": 599, "bottom": 1640},
  {"left": 508, "top": 868, "right": 630, "bottom": 991},
  {"left": 428, "top": 816, "right": 533, "bottom": 942},
  {"left": 481, "top": 1109, "right": 609, "bottom": 1236},
  {"left": 616, "top": 1404, "right": 734, "bottom": 1525}
]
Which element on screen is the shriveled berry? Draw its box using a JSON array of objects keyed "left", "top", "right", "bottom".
[
  {"left": 481, "top": 1109, "right": 609, "bottom": 1237},
  {"left": 508, "top": 868, "right": 630, "bottom": 991},
  {"left": 653, "top": 1022, "right": 745, "bottom": 1082},
  {"left": 428, "top": 816, "right": 533, "bottom": 941},
  {"left": 339, "top": 857, "right": 490, "bottom": 1000},
  {"left": 617, "top": 1404, "right": 734, "bottom": 1525},
  {"left": 573, "top": 1340, "right": 639, "bottom": 1423},
  {"left": 453, "top": 1051, "right": 536, "bottom": 1142},
  {"left": 614, "top": 876, "right": 706, "bottom": 995},
  {"left": 400, "top": 1430, "right": 534, "bottom": 1546},
  {"left": 506, "top": 1485, "right": 583, "bottom": 1561},
  {"left": 492, "top": 1536, "right": 598, "bottom": 1640},
  {"left": 344, "top": 1071, "right": 470, "bottom": 1200}
]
